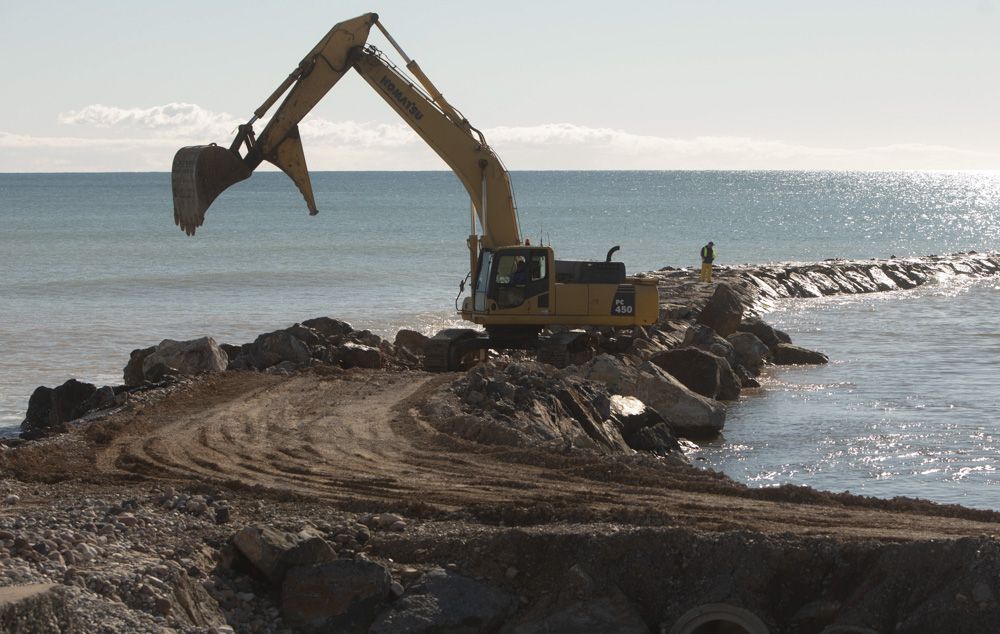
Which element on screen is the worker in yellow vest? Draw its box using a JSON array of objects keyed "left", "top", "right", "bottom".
[{"left": 700, "top": 241, "right": 716, "bottom": 283}]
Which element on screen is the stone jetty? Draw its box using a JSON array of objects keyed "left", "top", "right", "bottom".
[{"left": 2, "top": 252, "right": 1000, "bottom": 633}]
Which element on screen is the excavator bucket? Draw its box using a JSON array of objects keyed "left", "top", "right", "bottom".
[{"left": 171, "top": 144, "right": 252, "bottom": 235}]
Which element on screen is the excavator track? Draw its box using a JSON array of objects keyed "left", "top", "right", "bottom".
[{"left": 423, "top": 329, "right": 483, "bottom": 372}]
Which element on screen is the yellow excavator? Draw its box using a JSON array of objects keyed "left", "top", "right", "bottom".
[{"left": 172, "top": 12, "right": 658, "bottom": 370}]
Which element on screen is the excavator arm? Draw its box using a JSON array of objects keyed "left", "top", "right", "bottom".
[
  {"left": 351, "top": 45, "right": 520, "bottom": 250},
  {"left": 171, "top": 12, "right": 521, "bottom": 259}
]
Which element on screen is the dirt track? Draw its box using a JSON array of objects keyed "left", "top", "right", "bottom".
[{"left": 7, "top": 368, "right": 998, "bottom": 543}]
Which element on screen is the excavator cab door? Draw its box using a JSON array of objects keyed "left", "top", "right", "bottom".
[{"left": 477, "top": 247, "right": 552, "bottom": 312}]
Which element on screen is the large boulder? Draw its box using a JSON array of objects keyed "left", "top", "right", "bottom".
[
  {"left": 394, "top": 329, "right": 430, "bottom": 356},
  {"left": 370, "top": 568, "right": 516, "bottom": 634},
  {"left": 610, "top": 396, "right": 685, "bottom": 459},
  {"left": 772, "top": 343, "right": 829, "bottom": 365},
  {"left": 695, "top": 283, "right": 744, "bottom": 337},
  {"left": 250, "top": 330, "right": 311, "bottom": 370},
  {"left": 123, "top": 345, "right": 156, "bottom": 386},
  {"left": 232, "top": 525, "right": 337, "bottom": 586},
  {"left": 736, "top": 317, "right": 790, "bottom": 348},
  {"left": 633, "top": 362, "right": 726, "bottom": 438},
  {"left": 726, "top": 332, "right": 771, "bottom": 373},
  {"left": 648, "top": 348, "right": 741, "bottom": 401},
  {"left": 141, "top": 337, "right": 228, "bottom": 381},
  {"left": 21, "top": 379, "right": 98, "bottom": 439},
  {"left": 334, "top": 343, "right": 385, "bottom": 369},
  {"left": 302, "top": 317, "right": 353, "bottom": 339},
  {"left": 682, "top": 324, "right": 736, "bottom": 365},
  {"left": 281, "top": 559, "right": 392, "bottom": 634},
  {"left": 573, "top": 356, "right": 726, "bottom": 439}
]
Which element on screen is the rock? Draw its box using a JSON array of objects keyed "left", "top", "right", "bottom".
[
  {"left": 572, "top": 355, "right": 726, "bottom": 438},
  {"left": 285, "top": 324, "right": 324, "bottom": 347},
  {"left": 21, "top": 379, "right": 98, "bottom": 438},
  {"left": 772, "top": 343, "right": 829, "bottom": 365},
  {"left": 556, "top": 386, "right": 632, "bottom": 453},
  {"left": 682, "top": 324, "right": 736, "bottom": 365},
  {"left": 633, "top": 363, "right": 726, "bottom": 439},
  {"left": 142, "top": 337, "right": 228, "bottom": 380},
  {"left": 81, "top": 385, "right": 117, "bottom": 414},
  {"left": 250, "top": 331, "right": 311, "bottom": 370},
  {"left": 370, "top": 568, "right": 516, "bottom": 634},
  {"left": 608, "top": 396, "right": 683, "bottom": 458},
  {"left": 0, "top": 584, "right": 79, "bottom": 632},
  {"left": 233, "top": 525, "right": 337, "bottom": 586},
  {"left": 648, "top": 348, "right": 740, "bottom": 400},
  {"left": 232, "top": 525, "right": 299, "bottom": 585},
  {"left": 123, "top": 345, "right": 156, "bottom": 386},
  {"left": 394, "top": 329, "right": 430, "bottom": 356},
  {"left": 695, "top": 283, "right": 744, "bottom": 337},
  {"left": 736, "top": 317, "right": 788, "bottom": 348},
  {"left": 335, "top": 342, "right": 385, "bottom": 369},
  {"left": 726, "top": 332, "right": 771, "bottom": 373},
  {"left": 281, "top": 559, "right": 392, "bottom": 633},
  {"left": 301, "top": 317, "right": 353, "bottom": 339},
  {"left": 505, "top": 564, "right": 649, "bottom": 634}
]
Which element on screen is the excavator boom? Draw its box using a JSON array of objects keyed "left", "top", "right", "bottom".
[
  {"left": 170, "top": 12, "right": 520, "bottom": 251},
  {"left": 172, "top": 13, "right": 379, "bottom": 235}
]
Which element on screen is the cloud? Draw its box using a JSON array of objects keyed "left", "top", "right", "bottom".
[
  {"left": 1, "top": 103, "right": 997, "bottom": 171},
  {"left": 57, "top": 103, "right": 238, "bottom": 140}
]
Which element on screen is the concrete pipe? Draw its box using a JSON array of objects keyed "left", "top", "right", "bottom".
[{"left": 668, "top": 603, "right": 770, "bottom": 634}]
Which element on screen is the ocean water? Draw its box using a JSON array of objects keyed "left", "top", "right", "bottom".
[
  {"left": 698, "top": 277, "right": 1000, "bottom": 510},
  {"left": 2, "top": 171, "right": 999, "bottom": 508}
]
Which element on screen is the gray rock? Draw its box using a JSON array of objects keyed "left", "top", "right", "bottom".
[
  {"left": 503, "top": 564, "right": 649, "bottom": 634},
  {"left": 81, "top": 385, "right": 118, "bottom": 413},
  {"left": 250, "top": 330, "right": 311, "bottom": 370},
  {"left": 695, "top": 283, "right": 744, "bottom": 337},
  {"left": 21, "top": 379, "right": 98, "bottom": 438},
  {"left": 736, "top": 317, "right": 785, "bottom": 348},
  {"left": 648, "top": 347, "right": 740, "bottom": 400},
  {"left": 142, "top": 337, "right": 228, "bottom": 379},
  {"left": 232, "top": 525, "right": 299, "bottom": 585},
  {"left": 634, "top": 363, "right": 726, "bottom": 439},
  {"left": 301, "top": 316, "right": 353, "bottom": 339},
  {"left": 123, "top": 345, "right": 156, "bottom": 386},
  {"left": 394, "top": 329, "right": 430, "bottom": 356},
  {"left": 371, "top": 568, "right": 516, "bottom": 634},
  {"left": 285, "top": 324, "right": 325, "bottom": 347},
  {"left": 726, "top": 332, "right": 771, "bottom": 372},
  {"left": 682, "top": 324, "right": 736, "bottom": 366},
  {"left": 335, "top": 342, "right": 384, "bottom": 369},
  {"left": 281, "top": 559, "right": 391, "bottom": 633},
  {"left": 573, "top": 356, "right": 726, "bottom": 439},
  {"left": 772, "top": 343, "right": 829, "bottom": 365}
]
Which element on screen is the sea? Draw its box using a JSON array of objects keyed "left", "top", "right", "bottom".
[{"left": 2, "top": 171, "right": 999, "bottom": 510}]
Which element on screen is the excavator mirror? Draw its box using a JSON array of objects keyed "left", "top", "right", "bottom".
[{"left": 171, "top": 144, "right": 252, "bottom": 235}]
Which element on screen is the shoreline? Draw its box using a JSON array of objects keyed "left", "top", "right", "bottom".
[{"left": 2, "top": 252, "right": 1000, "bottom": 632}]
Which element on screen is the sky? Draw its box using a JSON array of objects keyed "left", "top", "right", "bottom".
[{"left": 1, "top": 0, "right": 998, "bottom": 172}]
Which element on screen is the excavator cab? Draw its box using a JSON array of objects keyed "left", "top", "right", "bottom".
[{"left": 474, "top": 247, "right": 552, "bottom": 313}]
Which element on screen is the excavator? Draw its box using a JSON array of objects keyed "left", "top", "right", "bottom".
[{"left": 172, "top": 12, "right": 658, "bottom": 370}]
